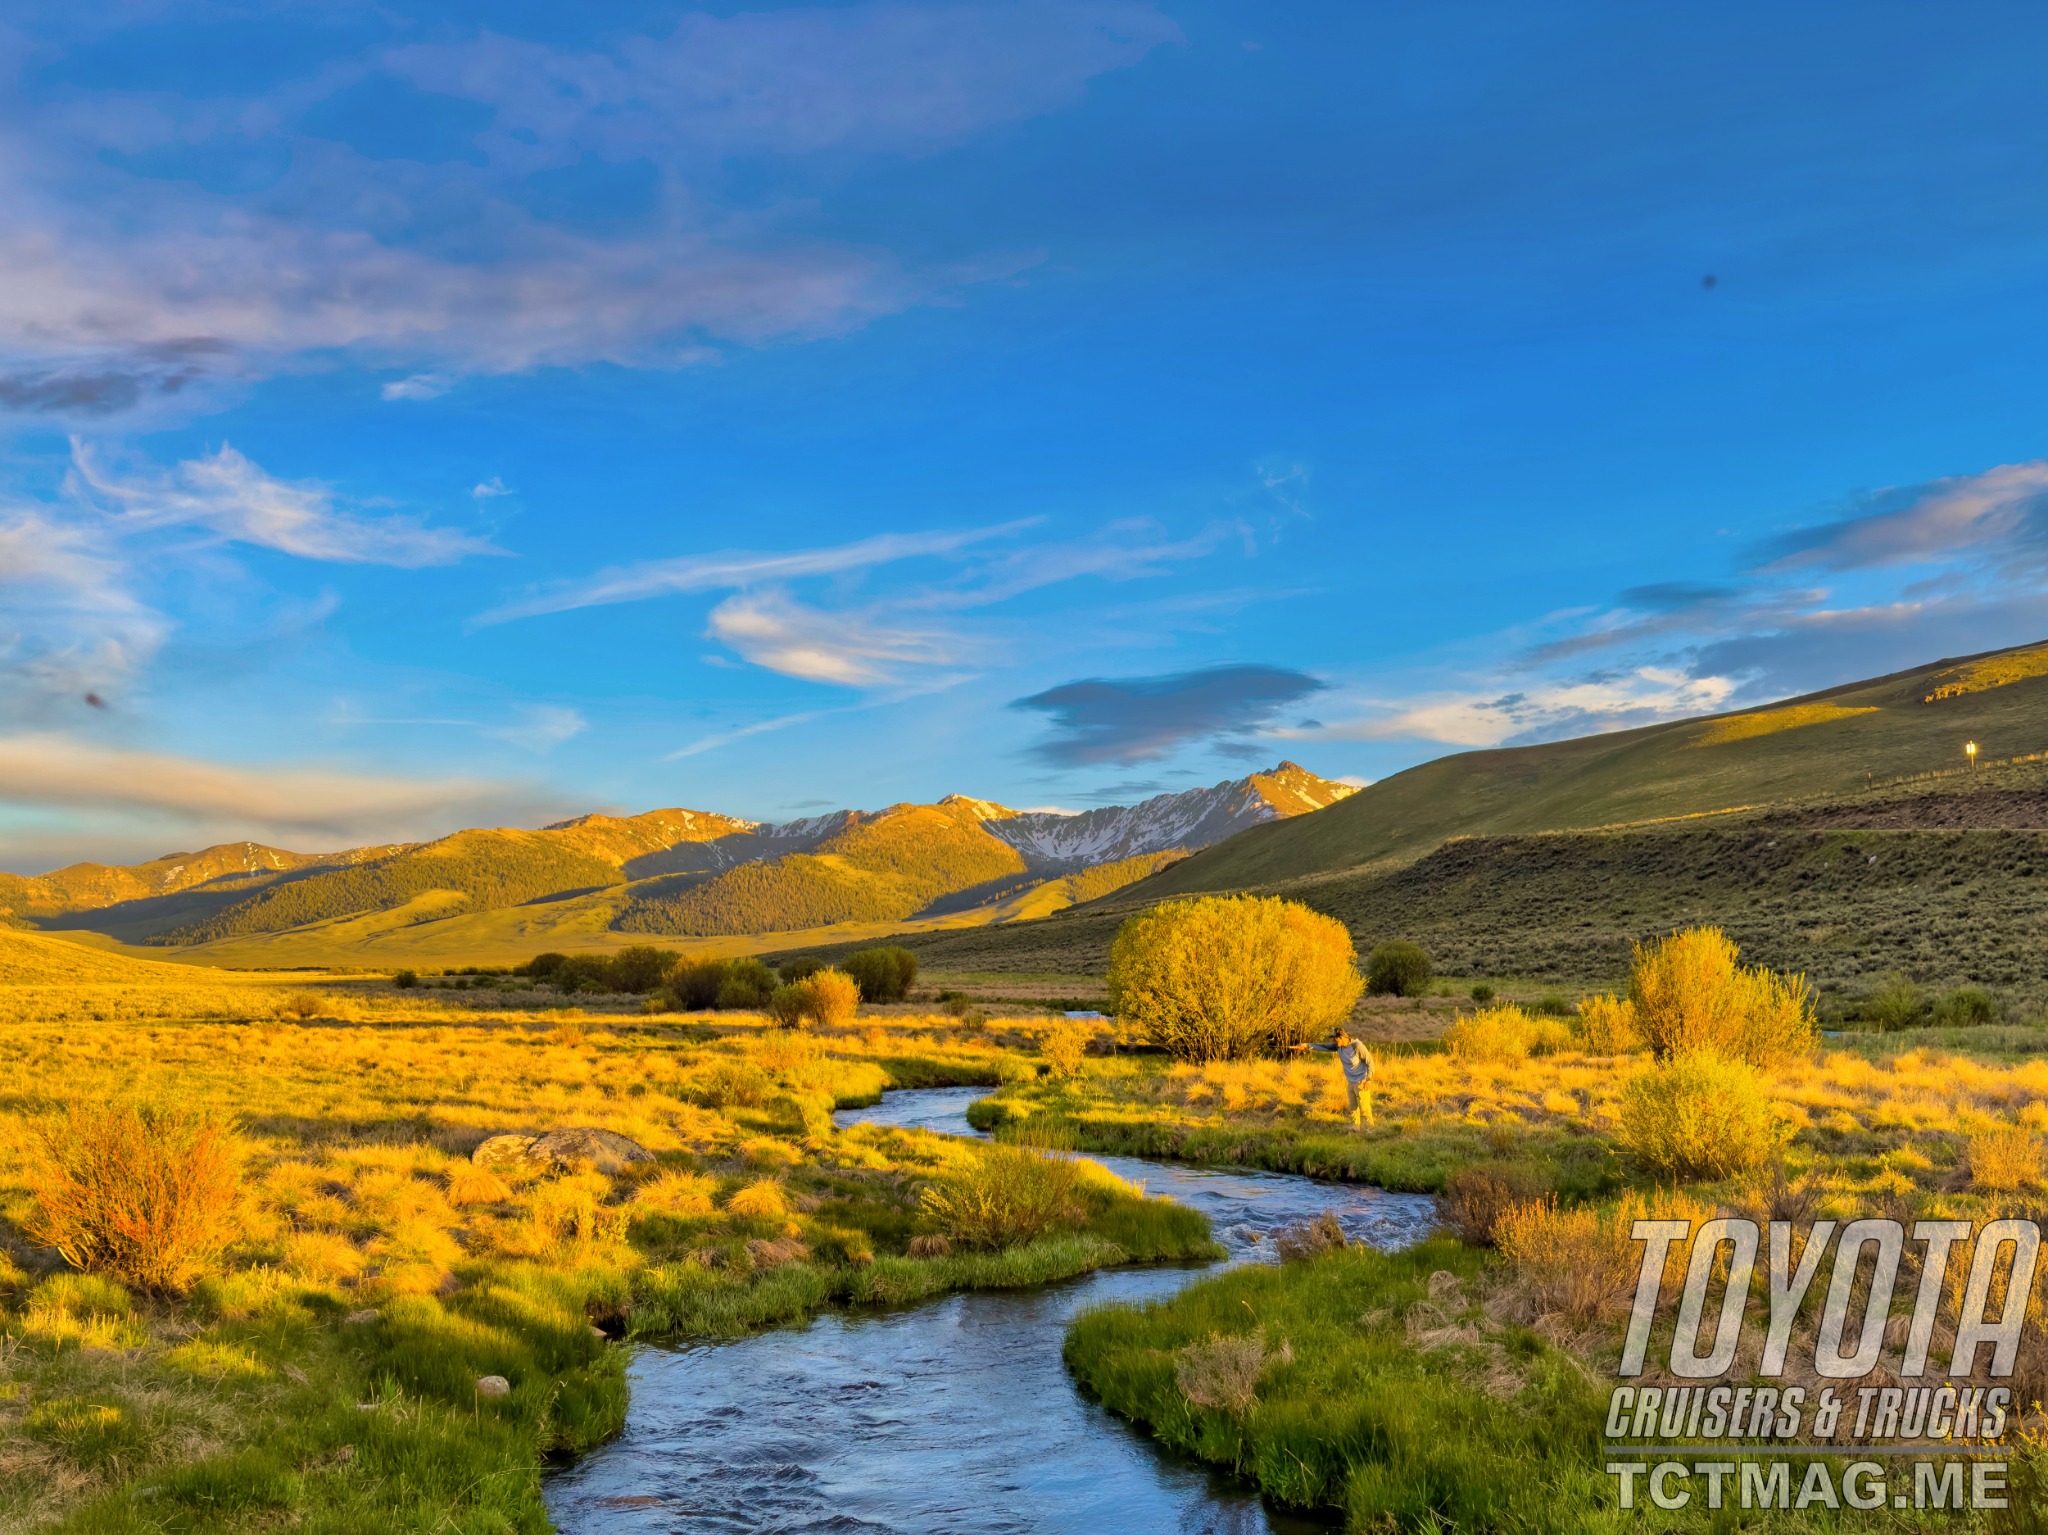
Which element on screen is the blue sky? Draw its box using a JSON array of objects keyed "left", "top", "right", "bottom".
[{"left": 6, "top": 1, "right": 2048, "bottom": 869}]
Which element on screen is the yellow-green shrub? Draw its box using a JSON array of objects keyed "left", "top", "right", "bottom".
[
  {"left": 1968, "top": 1123, "right": 2044, "bottom": 1192},
  {"left": 919, "top": 1143, "right": 1081, "bottom": 1248},
  {"left": 771, "top": 969, "right": 860, "bottom": 1029},
  {"left": 1616, "top": 1052, "right": 1788, "bottom": 1179},
  {"left": 1575, "top": 992, "right": 1644, "bottom": 1053},
  {"left": 1041, "top": 1019, "right": 1090, "bottom": 1078},
  {"left": 1107, "top": 894, "right": 1362, "bottom": 1062},
  {"left": 1443, "top": 1004, "right": 1569, "bottom": 1064},
  {"left": 1629, "top": 927, "right": 1815, "bottom": 1066}
]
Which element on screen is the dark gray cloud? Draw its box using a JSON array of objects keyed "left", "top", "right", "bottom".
[
  {"left": 1012, "top": 663, "right": 1324, "bottom": 767},
  {"left": 0, "top": 366, "right": 199, "bottom": 414},
  {"left": 1617, "top": 581, "right": 1738, "bottom": 612},
  {"left": 1078, "top": 779, "right": 1166, "bottom": 803},
  {"left": 0, "top": 342, "right": 226, "bottom": 416}
]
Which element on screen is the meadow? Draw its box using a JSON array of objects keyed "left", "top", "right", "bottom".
[
  {"left": 0, "top": 930, "right": 1210, "bottom": 1533},
  {"left": 12, "top": 911, "right": 2048, "bottom": 1533},
  {"left": 1030, "top": 973, "right": 2048, "bottom": 1530}
]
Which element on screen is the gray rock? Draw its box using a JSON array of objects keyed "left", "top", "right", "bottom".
[
  {"left": 343, "top": 1308, "right": 381, "bottom": 1324},
  {"left": 472, "top": 1126, "right": 654, "bottom": 1173},
  {"left": 475, "top": 1375, "right": 511, "bottom": 1399},
  {"left": 472, "top": 1133, "right": 540, "bottom": 1167}
]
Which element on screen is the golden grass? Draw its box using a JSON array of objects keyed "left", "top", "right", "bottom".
[
  {"left": 1968, "top": 1121, "right": 2046, "bottom": 1192},
  {"left": 1924, "top": 642, "right": 2048, "bottom": 702},
  {"left": 1442, "top": 1004, "right": 1569, "bottom": 1064},
  {"left": 1494, "top": 1187, "right": 1710, "bottom": 1326},
  {"left": 1694, "top": 702, "right": 1879, "bottom": 744},
  {"left": 1023, "top": 1019, "right": 2048, "bottom": 1225},
  {"left": 0, "top": 953, "right": 1091, "bottom": 1527}
]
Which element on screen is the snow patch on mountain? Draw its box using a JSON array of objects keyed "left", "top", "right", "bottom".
[{"left": 981, "top": 762, "right": 1355, "bottom": 867}]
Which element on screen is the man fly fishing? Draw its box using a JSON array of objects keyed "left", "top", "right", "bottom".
[{"left": 1290, "top": 1026, "right": 1373, "bottom": 1129}]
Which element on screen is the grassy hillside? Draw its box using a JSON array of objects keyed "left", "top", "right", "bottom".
[
  {"left": 854, "top": 758, "right": 2048, "bottom": 1015},
  {"left": 153, "top": 830, "right": 628, "bottom": 945},
  {"left": 1142, "top": 640, "right": 2048, "bottom": 895},
  {"left": 0, "top": 841, "right": 394, "bottom": 925},
  {"left": 615, "top": 802, "right": 1029, "bottom": 936},
  {"left": 525, "top": 807, "right": 760, "bottom": 876},
  {"left": 0, "top": 926, "right": 222, "bottom": 985}
]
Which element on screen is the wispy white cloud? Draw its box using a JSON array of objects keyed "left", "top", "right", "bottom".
[
  {"left": 1289, "top": 668, "right": 1740, "bottom": 750},
  {"left": 0, "top": 5, "right": 1176, "bottom": 395},
  {"left": 666, "top": 707, "right": 836, "bottom": 761},
  {"left": 0, "top": 508, "right": 165, "bottom": 709},
  {"left": 1758, "top": 460, "right": 2048, "bottom": 574},
  {"left": 69, "top": 440, "right": 498, "bottom": 567},
  {"left": 922, "top": 519, "right": 1237, "bottom": 610},
  {"left": 472, "top": 477, "right": 511, "bottom": 500},
  {"left": 707, "top": 588, "right": 961, "bottom": 685},
  {"left": 0, "top": 732, "right": 545, "bottom": 846},
  {"left": 485, "top": 704, "right": 587, "bottom": 753},
  {"left": 326, "top": 703, "right": 588, "bottom": 754},
  {"left": 392, "top": 3, "right": 1182, "bottom": 161},
  {"left": 384, "top": 373, "right": 454, "bottom": 402},
  {"left": 477, "top": 522, "right": 1032, "bottom": 624}
]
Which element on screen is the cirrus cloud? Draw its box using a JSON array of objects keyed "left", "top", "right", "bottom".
[{"left": 69, "top": 439, "right": 497, "bottom": 567}]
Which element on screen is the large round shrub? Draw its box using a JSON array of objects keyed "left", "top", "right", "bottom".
[
  {"left": 1617, "top": 1053, "right": 1788, "bottom": 1180},
  {"left": 714, "top": 958, "right": 778, "bottom": 1010},
  {"left": 1107, "top": 894, "right": 1363, "bottom": 1062},
  {"left": 1365, "top": 940, "right": 1433, "bottom": 997},
  {"left": 843, "top": 946, "right": 918, "bottom": 1004},
  {"left": 607, "top": 946, "right": 680, "bottom": 994},
  {"left": 1629, "top": 927, "right": 1815, "bottom": 1066}
]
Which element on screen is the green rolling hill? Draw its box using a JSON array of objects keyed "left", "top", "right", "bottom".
[
  {"left": 1137, "top": 641, "right": 2048, "bottom": 897},
  {"left": 5, "top": 766, "right": 1346, "bottom": 965}
]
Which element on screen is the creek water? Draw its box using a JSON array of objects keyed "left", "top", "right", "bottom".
[{"left": 545, "top": 1087, "right": 1436, "bottom": 1534}]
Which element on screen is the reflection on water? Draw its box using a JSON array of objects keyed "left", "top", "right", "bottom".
[{"left": 546, "top": 1087, "right": 1436, "bottom": 1534}]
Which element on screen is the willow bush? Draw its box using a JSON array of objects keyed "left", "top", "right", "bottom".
[
  {"left": 26, "top": 1102, "right": 241, "bottom": 1293},
  {"left": 769, "top": 968, "right": 860, "bottom": 1029},
  {"left": 1628, "top": 926, "right": 1815, "bottom": 1067},
  {"left": 843, "top": 946, "right": 918, "bottom": 1003},
  {"left": 1616, "top": 1052, "right": 1789, "bottom": 1180},
  {"left": 1442, "top": 1004, "right": 1570, "bottom": 1064},
  {"left": 1107, "top": 894, "right": 1362, "bottom": 1062}
]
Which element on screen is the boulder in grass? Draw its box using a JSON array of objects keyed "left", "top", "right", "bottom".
[
  {"left": 470, "top": 1127, "right": 653, "bottom": 1175},
  {"left": 527, "top": 1127, "right": 654, "bottom": 1173},
  {"left": 475, "top": 1375, "right": 511, "bottom": 1399},
  {"left": 472, "top": 1134, "right": 539, "bottom": 1168}
]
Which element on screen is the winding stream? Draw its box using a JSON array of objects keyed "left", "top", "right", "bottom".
[{"left": 545, "top": 1087, "right": 1435, "bottom": 1534}]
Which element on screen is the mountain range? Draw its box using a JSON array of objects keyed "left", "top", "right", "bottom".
[
  {"left": 0, "top": 762, "right": 1355, "bottom": 964},
  {"left": 864, "top": 638, "right": 2048, "bottom": 1009}
]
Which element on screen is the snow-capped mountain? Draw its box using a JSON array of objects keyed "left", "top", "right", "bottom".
[{"left": 954, "top": 762, "right": 1358, "bottom": 868}]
